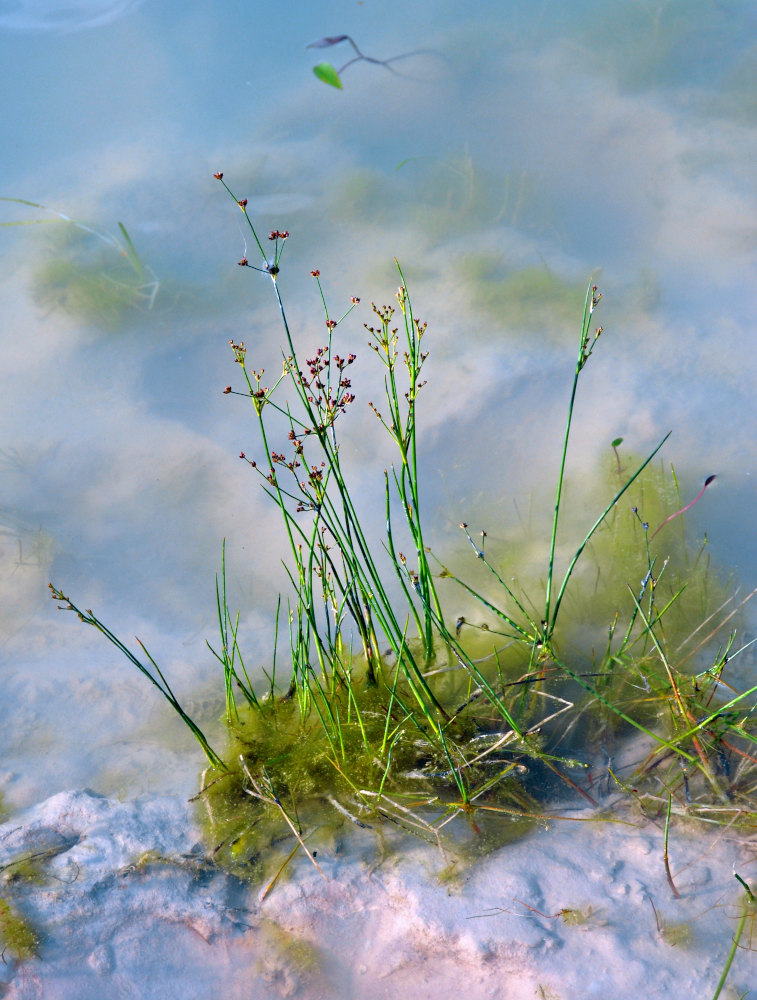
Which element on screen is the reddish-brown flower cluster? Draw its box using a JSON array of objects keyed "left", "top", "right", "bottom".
[
  {"left": 310, "top": 269, "right": 320, "bottom": 278},
  {"left": 294, "top": 462, "right": 328, "bottom": 513},
  {"left": 288, "top": 428, "right": 304, "bottom": 455},
  {"left": 333, "top": 353, "right": 356, "bottom": 369},
  {"left": 229, "top": 339, "right": 247, "bottom": 362},
  {"left": 305, "top": 462, "right": 326, "bottom": 486},
  {"left": 213, "top": 172, "right": 223, "bottom": 180},
  {"left": 292, "top": 347, "right": 358, "bottom": 432},
  {"left": 268, "top": 230, "right": 289, "bottom": 240},
  {"left": 237, "top": 198, "right": 248, "bottom": 209},
  {"left": 301, "top": 348, "right": 329, "bottom": 400}
]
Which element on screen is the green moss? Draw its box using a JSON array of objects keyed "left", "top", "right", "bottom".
[
  {"left": 458, "top": 256, "right": 583, "bottom": 338},
  {"left": 330, "top": 168, "right": 393, "bottom": 225},
  {"left": 0, "top": 898, "right": 39, "bottom": 961},
  {"left": 252, "top": 921, "right": 324, "bottom": 997},
  {"left": 557, "top": 906, "right": 595, "bottom": 927},
  {"left": 1, "top": 853, "right": 48, "bottom": 886},
  {"left": 661, "top": 922, "right": 694, "bottom": 947},
  {"left": 1, "top": 836, "right": 82, "bottom": 888},
  {"left": 557, "top": 457, "right": 730, "bottom": 643},
  {"left": 258, "top": 921, "right": 321, "bottom": 974},
  {"left": 31, "top": 225, "right": 157, "bottom": 328},
  {"left": 190, "top": 455, "right": 755, "bottom": 879},
  {"left": 196, "top": 669, "right": 545, "bottom": 877},
  {"left": 231, "top": 453, "right": 757, "bottom": 871}
]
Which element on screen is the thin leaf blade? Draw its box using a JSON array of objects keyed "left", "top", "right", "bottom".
[{"left": 307, "top": 36, "right": 349, "bottom": 49}]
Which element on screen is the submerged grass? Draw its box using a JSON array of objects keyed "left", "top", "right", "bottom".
[
  {"left": 1, "top": 197, "right": 159, "bottom": 325},
  {"left": 50, "top": 174, "right": 757, "bottom": 880}
]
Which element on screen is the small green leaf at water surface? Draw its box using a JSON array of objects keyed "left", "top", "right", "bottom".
[
  {"left": 313, "top": 62, "right": 343, "bottom": 89},
  {"left": 611, "top": 437, "right": 624, "bottom": 448}
]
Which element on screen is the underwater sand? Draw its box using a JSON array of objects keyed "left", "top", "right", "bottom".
[{"left": 0, "top": 788, "right": 754, "bottom": 998}]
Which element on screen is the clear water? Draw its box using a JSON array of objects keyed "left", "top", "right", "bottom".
[{"left": 2, "top": 0, "right": 757, "bottom": 808}]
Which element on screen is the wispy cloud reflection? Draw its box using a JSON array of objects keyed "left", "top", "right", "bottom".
[
  {"left": 0, "top": 0, "right": 145, "bottom": 33},
  {"left": 2, "top": 0, "right": 757, "bottom": 803}
]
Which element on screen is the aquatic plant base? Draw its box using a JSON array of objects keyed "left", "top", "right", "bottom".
[{"left": 0, "top": 789, "right": 753, "bottom": 998}]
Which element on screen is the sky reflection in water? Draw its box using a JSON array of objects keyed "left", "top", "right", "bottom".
[
  {"left": 0, "top": 0, "right": 145, "bottom": 32},
  {"left": 1, "top": 0, "right": 757, "bottom": 805}
]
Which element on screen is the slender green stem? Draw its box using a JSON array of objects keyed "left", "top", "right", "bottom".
[
  {"left": 711, "top": 889, "right": 749, "bottom": 1000},
  {"left": 49, "top": 586, "right": 225, "bottom": 769},
  {"left": 544, "top": 284, "right": 595, "bottom": 631},
  {"left": 548, "top": 431, "right": 672, "bottom": 638}
]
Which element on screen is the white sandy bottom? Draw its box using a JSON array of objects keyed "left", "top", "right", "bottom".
[{"left": 0, "top": 790, "right": 754, "bottom": 999}]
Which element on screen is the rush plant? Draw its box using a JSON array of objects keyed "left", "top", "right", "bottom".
[{"left": 50, "top": 176, "right": 757, "bottom": 874}]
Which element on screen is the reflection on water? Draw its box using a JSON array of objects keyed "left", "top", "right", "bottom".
[
  {"left": 0, "top": 0, "right": 145, "bottom": 33},
  {"left": 1, "top": 0, "right": 757, "bottom": 808}
]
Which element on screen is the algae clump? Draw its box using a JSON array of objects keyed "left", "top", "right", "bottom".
[{"left": 0, "top": 898, "right": 39, "bottom": 961}]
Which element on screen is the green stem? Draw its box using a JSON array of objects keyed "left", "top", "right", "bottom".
[
  {"left": 544, "top": 283, "right": 594, "bottom": 631},
  {"left": 547, "top": 430, "right": 672, "bottom": 637},
  {"left": 711, "top": 896, "right": 748, "bottom": 1000}
]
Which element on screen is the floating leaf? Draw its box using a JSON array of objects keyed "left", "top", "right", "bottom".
[
  {"left": 307, "top": 35, "right": 349, "bottom": 49},
  {"left": 313, "top": 62, "right": 343, "bottom": 89}
]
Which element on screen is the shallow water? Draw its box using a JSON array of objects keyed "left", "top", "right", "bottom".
[
  {"left": 1, "top": 788, "right": 754, "bottom": 999},
  {"left": 1, "top": 0, "right": 757, "bottom": 811},
  {"left": 0, "top": 0, "right": 145, "bottom": 32}
]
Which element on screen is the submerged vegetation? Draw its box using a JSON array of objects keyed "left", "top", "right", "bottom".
[
  {"left": 1, "top": 197, "right": 159, "bottom": 325},
  {"left": 0, "top": 898, "right": 38, "bottom": 963},
  {"left": 50, "top": 175, "right": 757, "bottom": 883}
]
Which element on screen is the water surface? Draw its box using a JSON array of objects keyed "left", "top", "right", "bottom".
[{"left": 2, "top": 0, "right": 757, "bottom": 807}]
